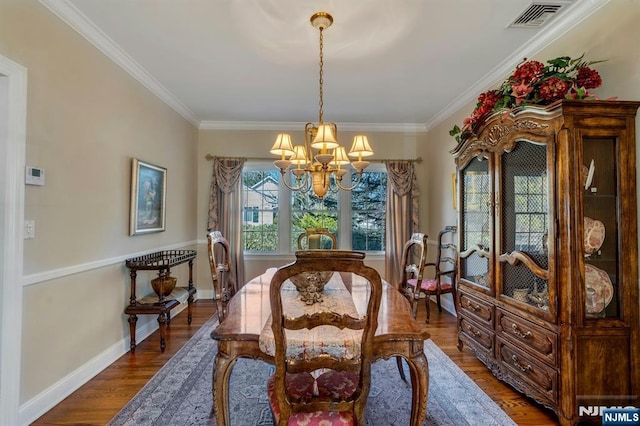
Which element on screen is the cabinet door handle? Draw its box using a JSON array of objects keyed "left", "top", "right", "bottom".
[
  {"left": 511, "top": 323, "right": 532, "bottom": 339},
  {"left": 466, "top": 325, "right": 481, "bottom": 337},
  {"left": 511, "top": 354, "right": 531, "bottom": 373},
  {"left": 466, "top": 300, "right": 481, "bottom": 311}
]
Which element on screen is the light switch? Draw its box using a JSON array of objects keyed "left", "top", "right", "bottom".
[{"left": 25, "top": 220, "right": 35, "bottom": 239}]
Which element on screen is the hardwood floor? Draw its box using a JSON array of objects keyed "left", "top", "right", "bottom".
[{"left": 32, "top": 298, "right": 559, "bottom": 425}]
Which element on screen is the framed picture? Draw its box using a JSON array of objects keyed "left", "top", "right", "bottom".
[{"left": 130, "top": 158, "right": 166, "bottom": 235}]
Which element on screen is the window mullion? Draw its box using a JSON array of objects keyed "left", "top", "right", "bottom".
[
  {"left": 338, "top": 170, "right": 352, "bottom": 250},
  {"left": 279, "top": 178, "right": 292, "bottom": 254}
]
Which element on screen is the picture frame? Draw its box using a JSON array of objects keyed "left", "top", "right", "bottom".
[{"left": 130, "top": 158, "right": 166, "bottom": 235}]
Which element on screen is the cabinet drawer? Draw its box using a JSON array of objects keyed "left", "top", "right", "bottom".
[
  {"left": 459, "top": 315, "right": 493, "bottom": 351},
  {"left": 497, "top": 339, "right": 557, "bottom": 406},
  {"left": 458, "top": 291, "right": 494, "bottom": 326},
  {"left": 496, "top": 309, "right": 557, "bottom": 366}
]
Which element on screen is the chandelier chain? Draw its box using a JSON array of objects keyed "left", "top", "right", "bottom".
[
  {"left": 270, "top": 12, "right": 373, "bottom": 199},
  {"left": 318, "top": 27, "right": 324, "bottom": 124}
]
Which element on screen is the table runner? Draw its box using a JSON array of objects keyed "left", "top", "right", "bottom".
[{"left": 259, "top": 271, "right": 365, "bottom": 361}]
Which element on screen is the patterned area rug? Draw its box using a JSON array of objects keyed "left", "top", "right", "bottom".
[{"left": 109, "top": 316, "right": 515, "bottom": 426}]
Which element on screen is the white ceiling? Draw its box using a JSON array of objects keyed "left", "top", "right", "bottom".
[{"left": 41, "top": 0, "right": 609, "bottom": 130}]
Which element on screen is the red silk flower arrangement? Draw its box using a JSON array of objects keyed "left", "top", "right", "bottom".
[{"left": 450, "top": 54, "right": 606, "bottom": 143}]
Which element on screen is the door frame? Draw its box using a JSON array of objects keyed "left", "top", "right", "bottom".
[{"left": 0, "top": 53, "right": 27, "bottom": 426}]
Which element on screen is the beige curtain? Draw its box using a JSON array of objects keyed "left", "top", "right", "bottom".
[
  {"left": 207, "top": 156, "right": 246, "bottom": 289},
  {"left": 384, "top": 160, "right": 419, "bottom": 286}
]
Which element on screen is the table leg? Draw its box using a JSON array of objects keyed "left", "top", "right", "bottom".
[
  {"left": 211, "top": 342, "right": 237, "bottom": 426},
  {"left": 210, "top": 340, "right": 274, "bottom": 425},
  {"left": 127, "top": 314, "right": 138, "bottom": 353},
  {"left": 406, "top": 341, "right": 429, "bottom": 426},
  {"left": 158, "top": 312, "right": 167, "bottom": 352},
  {"left": 187, "top": 292, "right": 194, "bottom": 325}
]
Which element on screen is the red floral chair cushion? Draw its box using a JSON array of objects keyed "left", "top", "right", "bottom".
[
  {"left": 409, "top": 278, "right": 453, "bottom": 292},
  {"left": 267, "top": 371, "right": 357, "bottom": 426},
  {"left": 315, "top": 370, "right": 359, "bottom": 400}
]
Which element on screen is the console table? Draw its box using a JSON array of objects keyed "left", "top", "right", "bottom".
[{"left": 124, "top": 250, "right": 197, "bottom": 352}]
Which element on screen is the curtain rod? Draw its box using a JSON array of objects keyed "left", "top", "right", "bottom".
[{"left": 205, "top": 154, "right": 422, "bottom": 164}]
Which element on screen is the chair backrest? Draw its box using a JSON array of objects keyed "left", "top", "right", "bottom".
[
  {"left": 399, "top": 232, "right": 428, "bottom": 295},
  {"left": 434, "top": 226, "right": 457, "bottom": 282},
  {"left": 297, "top": 227, "right": 337, "bottom": 250},
  {"left": 207, "top": 230, "right": 234, "bottom": 320},
  {"left": 269, "top": 250, "right": 382, "bottom": 423}
]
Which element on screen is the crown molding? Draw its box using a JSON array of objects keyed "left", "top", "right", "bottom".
[
  {"left": 424, "top": 0, "right": 612, "bottom": 131},
  {"left": 199, "top": 120, "right": 427, "bottom": 132},
  {"left": 39, "top": 0, "right": 609, "bottom": 134},
  {"left": 39, "top": 0, "right": 200, "bottom": 127}
]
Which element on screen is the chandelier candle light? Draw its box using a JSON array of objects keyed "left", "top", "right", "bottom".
[{"left": 270, "top": 12, "right": 374, "bottom": 199}]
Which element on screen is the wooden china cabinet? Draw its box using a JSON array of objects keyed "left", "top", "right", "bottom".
[{"left": 451, "top": 100, "right": 640, "bottom": 425}]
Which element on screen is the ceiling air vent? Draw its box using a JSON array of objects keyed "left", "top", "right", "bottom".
[{"left": 509, "top": 1, "right": 573, "bottom": 28}]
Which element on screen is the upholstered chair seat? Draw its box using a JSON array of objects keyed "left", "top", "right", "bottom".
[
  {"left": 410, "top": 278, "right": 454, "bottom": 292},
  {"left": 267, "top": 371, "right": 357, "bottom": 426}
]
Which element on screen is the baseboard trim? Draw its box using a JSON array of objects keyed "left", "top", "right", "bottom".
[
  {"left": 429, "top": 294, "right": 457, "bottom": 318},
  {"left": 18, "top": 303, "right": 188, "bottom": 425}
]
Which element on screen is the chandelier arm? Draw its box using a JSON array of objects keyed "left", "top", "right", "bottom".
[
  {"left": 335, "top": 171, "right": 365, "bottom": 191},
  {"left": 328, "top": 175, "right": 340, "bottom": 194},
  {"left": 280, "top": 169, "right": 310, "bottom": 192}
]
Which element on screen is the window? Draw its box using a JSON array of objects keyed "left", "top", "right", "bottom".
[
  {"left": 241, "top": 169, "right": 280, "bottom": 251},
  {"left": 351, "top": 171, "right": 386, "bottom": 251},
  {"left": 243, "top": 206, "right": 259, "bottom": 223},
  {"left": 242, "top": 162, "right": 387, "bottom": 253}
]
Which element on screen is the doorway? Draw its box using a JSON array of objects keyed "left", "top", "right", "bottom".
[{"left": 0, "top": 55, "right": 27, "bottom": 426}]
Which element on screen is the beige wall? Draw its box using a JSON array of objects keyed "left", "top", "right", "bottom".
[
  {"left": 424, "top": 0, "right": 640, "bottom": 310},
  {"left": 0, "top": 1, "right": 198, "bottom": 405}
]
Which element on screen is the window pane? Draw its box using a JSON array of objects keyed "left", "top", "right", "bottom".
[
  {"left": 242, "top": 170, "right": 280, "bottom": 252},
  {"left": 351, "top": 171, "right": 387, "bottom": 251}
]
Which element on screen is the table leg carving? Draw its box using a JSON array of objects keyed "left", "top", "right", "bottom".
[
  {"left": 211, "top": 343, "right": 237, "bottom": 426},
  {"left": 406, "top": 344, "right": 429, "bottom": 426},
  {"left": 372, "top": 339, "right": 429, "bottom": 426},
  {"left": 127, "top": 314, "right": 138, "bottom": 353}
]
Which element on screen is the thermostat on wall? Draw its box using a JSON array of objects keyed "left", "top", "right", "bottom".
[{"left": 25, "top": 166, "right": 45, "bottom": 186}]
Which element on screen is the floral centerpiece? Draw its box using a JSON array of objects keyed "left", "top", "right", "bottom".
[{"left": 450, "top": 54, "right": 606, "bottom": 143}]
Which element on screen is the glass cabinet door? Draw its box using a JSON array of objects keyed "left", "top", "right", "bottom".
[
  {"left": 498, "top": 140, "right": 551, "bottom": 312},
  {"left": 459, "top": 156, "right": 491, "bottom": 290},
  {"left": 582, "top": 137, "right": 619, "bottom": 319}
]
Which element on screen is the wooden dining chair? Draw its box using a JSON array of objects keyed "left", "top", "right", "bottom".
[
  {"left": 207, "top": 230, "right": 235, "bottom": 321},
  {"left": 297, "top": 227, "right": 337, "bottom": 250},
  {"left": 420, "top": 226, "right": 457, "bottom": 323},
  {"left": 398, "top": 232, "right": 429, "bottom": 318},
  {"left": 267, "top": 250, "right": 382, "bottom": 426}
]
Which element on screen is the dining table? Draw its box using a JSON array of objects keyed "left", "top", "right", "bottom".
[{"left": 210, "top": 266, "right": 431, "bottom": 425}]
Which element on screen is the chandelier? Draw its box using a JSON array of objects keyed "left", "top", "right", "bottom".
[{"left": 270, "top": 12, "right": 374, "bottom": 199}]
